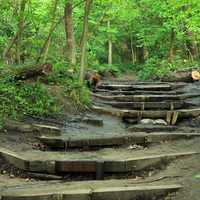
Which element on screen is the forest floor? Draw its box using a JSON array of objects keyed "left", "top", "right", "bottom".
[{"left": 0, "top": 75, "right": 200, "bottom": 200}]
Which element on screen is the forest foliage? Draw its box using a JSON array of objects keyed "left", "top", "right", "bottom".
[{"left": 0, "top": 0, "right": 200, "bottom": 119}]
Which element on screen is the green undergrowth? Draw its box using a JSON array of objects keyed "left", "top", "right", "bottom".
[
  {"left": 195, "top": 174, "right": 200, "bottom": 179},
  {"left": 0, "top": 63, "right": 91, "bottom": 126},
  {"left": 0, "top": 67, "right": 61, "bottom": 124},
  {"left": 138, "top": 57, "right": 200, "bottom": 80},
  {"left": 47, "top": 64, "right": 91, "bottom": 110}
]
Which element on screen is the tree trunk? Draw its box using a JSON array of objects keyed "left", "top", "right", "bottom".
[
  {"left": 185, "top": 31, "right": 198, "bottom": 60},
  {"left": 64, "top": 0, "right": 76, "bottom": 66},
  {"left": 3, "top": 33, "right": 18, "bottom": 64},
  {"left": 16, "top": 0, "right": 27, "bottom": 64},
  {"left": 37, "top": 0, "right": 59, "bottom": 63},
  {"left": 108, "top": 20, "right": 112, "bottom": 65},
  {"left": 168, "top": 28, "right": 175, "bottom": 63},
  {"left": 79, "top": 0, "right": 93, "bottom": 82},
  {"left": 130, "top": 35, "right": 136, "bottom": 65},
  {"left": 137, "top": 47, "right": 145, "bottom": 64}
]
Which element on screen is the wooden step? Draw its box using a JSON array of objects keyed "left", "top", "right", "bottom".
[
  {"left": 38, "top": 132, "right": 200, "bottom": 149},
  {"left": 95, "top": 89, "right": 183, "bottom": 95},
  {"left": 97, "top": 84, "right": 173, "bottom": 91},
  {"left": 1, "top": 180, "right": 182, "bottom": 200},
  {"left": 101, "top": 80, "right": 186, "bottom": 85},
  {"left": 127, "top": 124, "right": 200, "bottom": 133},
  {"left": 94, "top": 101, "right": 185, "bottom": 110},
  {"left": 92, "top": 93, "right": 200, "bottom": 102},
  {"left": 0, "top": 147, "right": 197, "bottom": 174},
  {"left": 92, "top": 106, "right": 200, "bottom": 119},
  {"left": 98, "top": 82, "right": 186, "bottom": 90}
]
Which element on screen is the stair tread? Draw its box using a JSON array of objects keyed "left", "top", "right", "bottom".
[
  {"left": 1, "top": 180, "right": 182, "bottom": 198},
  {"left": 38, "top": 132, "right": 200, "bottom": 148}
]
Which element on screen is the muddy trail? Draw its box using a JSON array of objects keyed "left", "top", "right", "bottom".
[{"left": 1, "top": 80, "right": 200, "bottom": 199}]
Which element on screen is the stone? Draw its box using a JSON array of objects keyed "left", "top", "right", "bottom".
[
  {"left": 153, "top": 119, "right": 168, "bottom": 126},
  {"left": 139, "top": 119, "right": 154, "bottom": 125}
]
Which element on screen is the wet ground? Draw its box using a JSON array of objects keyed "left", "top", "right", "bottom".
[{"left": 1, "top": 77, "right": 200, "bottom": 199}]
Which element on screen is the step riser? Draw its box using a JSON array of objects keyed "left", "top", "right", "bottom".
[
  {"left": 39, "top": 133, "right": 200, "bottom": 149},
  {"left": 95, "top": 90, "right": 183, "bottom": 95},
  {"left": 93, "top": 93, "right": 200, "bottom": 102},
  {"left": 94, "top": 101, "right": 185, "bottom": 110},
  {"left": 92, "top": 106, "right": 200, "bottom": 121},
  {"left": 0, "top": 149, "right": 197, "bottom": 174}
]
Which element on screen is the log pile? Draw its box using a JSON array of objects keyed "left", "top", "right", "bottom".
[
  {"left": 161, "top": 68, "right": 200, "bottom": 82},
  {"left": 14, "top": 63, "right": 52, "bottom": 81}
]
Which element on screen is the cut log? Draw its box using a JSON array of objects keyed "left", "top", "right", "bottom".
[
  {"left": 161, "top": 68, "right": 200, "bottom": 82},
  {"left": 192, "top": 71, "right": 200, "bottom": 81},
  {"left": 14, "top": 63, "right": 52, "bottom": 81}
]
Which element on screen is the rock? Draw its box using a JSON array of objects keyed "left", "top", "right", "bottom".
[
  {"left": 139, "top": 119, "right": 154, "bottom": 125},
  {"left": 128, "top": 144, "right": 143, "bottom": 150},
  {"left": 139, "top": 119, "right": 167, "bottom": 126},
  {"left": 153, "top": 119, "right": 168, "bottom": 126},
  {"left": 9, "top": 174, "right": 15, "bottom": 178}
]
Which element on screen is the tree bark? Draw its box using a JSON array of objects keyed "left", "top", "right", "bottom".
[
  {"left": 64, "top": 0, "right": 76, "bottom": 66},
  {"left": 79, "top": 0, "right": 93, "bottom": 82},
  {"left": 168, "top": 28, "right": 175, "bottom": 63},
  {"left": 130, "top": 35, "right": 136, "bottom": 65},
  {"left": 137, "top": 47, "right": 145, "bottom": 64},
  {"left": 16, "top": 0, "right": 27, "bottom": 64},
  {"left": 185, "top": 30, "right": 198, "bottom": 60},
  {"left": 37, "top": 0, "right": 59, "bottom": 63},
  {"left": 3, "top": 33, "right": 18, "bottom": 64},
  {"left": 108, "top": 20, "right": 112, "bottom": 65}
]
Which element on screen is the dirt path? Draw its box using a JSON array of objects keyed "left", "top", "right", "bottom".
[{"left": 1, "top": 80, "right": 200, "bottom": 199}]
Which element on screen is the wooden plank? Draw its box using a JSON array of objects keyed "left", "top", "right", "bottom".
[
  {"left": 128, "top": 124, "right": 200, "bottom": 133},
  {"left": 38, "top": 132, "right": 200, "bottom": 149},
  {"left": 94, "top": 101, "right": 184, "bottom": 110},
  {"left": 0, "top": 148, "right": 29, "bottom": 170},
  {"left": 171, "top": 111, "right": 179, "bottom": 125},
  {"left": 92, "top": 185, "right": 181, "bottom": 200},
  {"left": 38, "top": 135, "right": 145, "bottom": 149},
  {"left": 32, "top": 124, "right": 61, "bottom": 136},
  {"left": 0, "top": 148, "right": 198, "bottom": 174},
  {"left": 1, "top": 184, "right": 182, "bottom": 200},
  {"left": 92, "top": 106, "right": 200, "bottom": 119},
  {"left": 145, "top": 132, "right": 200, "bottom": 143},
  {"left": 93, "top": 93, "right": 200, "bottom": 102},
  {"left": 56, "top": 161, "right": 97, "bottom": 172},
  {"left": 128, "top": 124, "right": 177, "bottom": 132},
  {"left": 97, "top": 84, "right": 172, "bottom": 91},
  {"left": 95, "top": 89, "right": 182, "bottom": 95}
]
